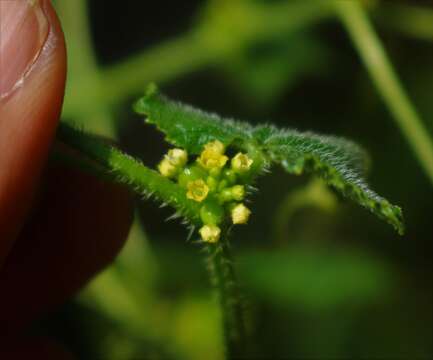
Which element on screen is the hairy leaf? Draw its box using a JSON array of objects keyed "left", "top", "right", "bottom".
[
  {"left": 134, "top": 84, "right": 252, "bottom": 154},
  {"left": 134, "top": 86, "right": 404, "bottom": 234},
  {"left": 253, "top": 125, "right": 403, "bottom": 234}
]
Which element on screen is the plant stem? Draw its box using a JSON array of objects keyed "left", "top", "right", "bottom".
[
  {"left": 56, "top": 123, "right": 202, "bottom": 223},
  {"left": 55, "top": 0, "right": 115, "bottom": 136},
  {"left": 334, "top": 0, "right": 433, "bottom": 185},
  {"left": 102, "top": 32, "right": 212, "bottom": 106},
  {"left": 109, "top": 0, "right": 322, "bottom": 94},
  {"left": 60, "top": 0, "right": 332, "bottom": 120},
  {"left": 207, "top": 234, "right": 246, "bottom": 359},
  {"left": 376, "top": 3, "right": 433, "bottom": 42}
]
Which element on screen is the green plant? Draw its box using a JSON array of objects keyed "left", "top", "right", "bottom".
[
  {"left": 56, "top": 0, "right": 433, "bottom": 185},
  {"left": 48, "top": 0, "right": 433, "bottom": 358},
  {"left": 57, "top": 84, "right": 404, "bottom": 358}
]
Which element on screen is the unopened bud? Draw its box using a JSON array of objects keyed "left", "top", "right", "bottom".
[
  {"left": 199, "top": 224, "right": 221, "bottom": 243},
  {"left": 231, "top": 185, "right": 245, "bottom": 201},
  {"left": 231, "top": 203, "right": 251, "bottom": 224},
  {"left": 158, "top": 158, "right": 177, "bottom": 178},
  {"left": 166, "top": 148, "right": 188, "bottom": 167},
  {"left": 204, "top": 140, "right": 225, "bottom": 155},
  {"left": 218, "top": 185, "right": 245, "bottom": 203}
]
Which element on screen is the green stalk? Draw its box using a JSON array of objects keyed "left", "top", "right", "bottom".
[
  {"left": 55, "top": 0, "right": 115, "bottom": 135},
  {"left": 376, "top": 3, "right": 433, "bottom": 42},
  {"left": 334, "top": 0, "right": 433, "bottom": 185},
  {"left": 57, "top": 123, "right": 202, "bottom": 223},
  {"left": 61, "top": 0, "right": 332, "bottom": 120},
  {"left": 103, "top": 0, "right": 332, "bottom": 100},
  {"left": 58, "top": 123, "right": 249, "bottom": 358},
  {"left": 102, "top": 32, "right": 212, "bottom": 106},
  {"left": 206, "top": 235, "right": 246, "bottom": 359}
]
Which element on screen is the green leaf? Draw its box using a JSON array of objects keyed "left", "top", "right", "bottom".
[
  {"left": 134, "top": 86, "right": 404, "bottom": 234},
  {"left": 253, "top": 125, "right": 404, "bottom": 234},
  {"left": 226, "top": 32, "right": 329, "bottom": 108},
  {"left": 134, "top": 84, "right": 252, "bottom": 154}
]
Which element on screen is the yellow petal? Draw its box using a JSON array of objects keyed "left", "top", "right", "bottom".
[
  {"left": 186, "top": 179, "right": 209, "bottom": 202},
  {"left": 231, "top": 152, "right": 253, "bottom": 173},
  {"left": 204, "top": 140, "right": 225, "bottom": 155}
]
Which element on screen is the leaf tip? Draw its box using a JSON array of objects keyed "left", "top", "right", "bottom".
[
  {"left": 133, "top": 83, "right": 160, "bottom": 115},
  {"left": 145, "top": 82, "right": 159, "bottom": 98},
  {"left": 391, "top": 205, "right": 405, "bottom": 236},
  {"left": 378, "top": 199, "right": 405, "bottom": 235}
]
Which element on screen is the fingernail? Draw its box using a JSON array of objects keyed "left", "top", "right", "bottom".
[{"left": 0, "top": 0, "right": 49, "bottom": 99}]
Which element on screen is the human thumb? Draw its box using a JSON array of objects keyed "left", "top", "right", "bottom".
[{"left": 0, "top": 0, "right": 66, "bottom": 264}]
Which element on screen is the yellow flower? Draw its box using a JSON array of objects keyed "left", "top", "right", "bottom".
[
  {"left": 204, "top": 140, "right": 225, "bottom": 154},
  {"left": 198, "top": 140, "right": 228, "bottom": 170},
  {"left": 186, "top": 179, "right": 209, "bottom": 202},
  {"left": 231, "top": 152, "right": 253, "bottom": 173},
  {"left": 166, "top": 148, "right": 188, "bottom": 167},
  {"left": 231, "top": 203, "right": 251, "bottom": 224},
  {"left": 158, "top": 158, "right": 177, "bottom": 178},
  {"left": 199, "top": 224, "right": 221, "bottom": 243}
]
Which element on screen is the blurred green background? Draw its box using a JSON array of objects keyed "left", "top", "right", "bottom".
[{"left": 38, "top": 0, "right": 433, "bottom": 358}]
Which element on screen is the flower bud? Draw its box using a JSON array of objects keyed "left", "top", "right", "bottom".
[
  {"left": 218, "top": 185, "right": 245, "bottom": 203},
  {"left": 166, "top": 148, "right": 188, "bottom": 167},
  {"left": 231, "top": 203, "right": 251, "bottom": 224},
  {"left": 204, "top": 140, "right": 225, "bottom": 155},
  {"left": 198, "top": 140, "right": 228, "bottom": 170},
  {"left": 231, "top": 185, "right": 245, "bottom": 201},
  {"left": 186, "top": 179, "right": 209, "bottom": 202},
  {"left": 199, "top": 224, "right": 221, "bottom": 243},
  {"left": 158, "top": 158, "right": 177, "bottom": 178},
  {"left": 231, "top": 152, "right": 253, "bottom": 173}
]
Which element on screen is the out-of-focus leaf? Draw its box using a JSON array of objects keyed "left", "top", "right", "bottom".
[
  {"left": 227, "top": 32, "right": 329, "bottom": 107},
  {"left": 238, "top": 247, "right": 393, "bottom": 311}
]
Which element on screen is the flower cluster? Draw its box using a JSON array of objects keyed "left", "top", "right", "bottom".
[{"left": 157, "top": 140, "right": 253, "bottom": 243}]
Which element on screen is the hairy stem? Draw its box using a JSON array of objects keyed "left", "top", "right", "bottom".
[
  {"left": 57, "top": 123, "right": 201, "bottom": 223},
  {"left": 335, "top": 0, "right": 433, "bottom": 185},
  {"left": 207, "top": 235, "right": 246, "bottom": 359}
]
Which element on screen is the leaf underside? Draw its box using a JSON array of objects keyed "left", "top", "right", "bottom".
[{"left": 134, "top": 85, "right": 404, "bottom": 234}]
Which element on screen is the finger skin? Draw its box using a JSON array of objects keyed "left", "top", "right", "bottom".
[
  {"left": 0, "top": 0, "right": 67, "bottom": 265},
  {"left": 0, "top": 164, "right": 133, "bottom": 336}
]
